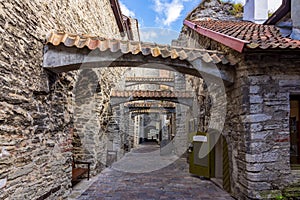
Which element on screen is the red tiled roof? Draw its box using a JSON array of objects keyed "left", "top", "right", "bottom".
[
  {"left": 131, "top": 109, "right": 172, "bottom": 114},
  {"left": 111, "top": 90, "right": 193, "bottom": 98},
  {"left": 124, "top": 102, "right": 176, "bottom": 108},
  {"left": 185, "top": 20, "right": 300, "bottom": 52},
  {"left": 264, "top": 0, "right": 290, "bottom": 25},
  {"left": 125, "top": 77, "right": 174, "bottom": 82},
  {"left": 46, "top": 32, "right": 232, "bottom": 64}
]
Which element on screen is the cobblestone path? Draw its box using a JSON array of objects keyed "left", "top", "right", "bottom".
[{"left": 75, "top": 143, "right": 234, "bottom": 200}]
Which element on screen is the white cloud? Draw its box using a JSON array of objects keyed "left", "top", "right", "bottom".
[
  {"left": 139, "top": 27, "right": 179, "bottom": 44},
  {"left": 119, "top": 1, "right": 135, "bottom": 17},
  {"left": 164, "top": 1, "right": 184, "bottom": 26},
  {"left": 140, "top": 30, "right": 159, "bottom": 42},
  {"left": 154, "top": 0, "right": 164, "bottom": 13},
  {"left": 152, "top": 0, "right": 192, "bottom": 26}
]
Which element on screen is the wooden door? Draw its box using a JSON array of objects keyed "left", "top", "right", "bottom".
[
  {"left": 189, "top": 132, "right": 215, "bottom": 178},
  {"left": 222, "top": 136, "right": 231, "bottom": 193}
]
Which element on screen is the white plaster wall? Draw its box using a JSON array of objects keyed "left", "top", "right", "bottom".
[
  {"left": 243, "top": 0, "right": 268, "bottom": 24},
  {"left": 291, "top": 0, "right": 300, "bottom": 40}
]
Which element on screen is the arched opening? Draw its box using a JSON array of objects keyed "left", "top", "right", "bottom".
[{"left": 43, "top": 31, "right": 234, "bottom": 191}]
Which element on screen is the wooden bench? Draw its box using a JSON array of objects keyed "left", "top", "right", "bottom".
[{"left": 72, "top": 159, "right": 91, "bottom": 184}]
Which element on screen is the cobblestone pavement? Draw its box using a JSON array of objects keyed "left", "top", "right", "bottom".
[{"left": 74, "top": 143, "right": 234, "bottom": 200}]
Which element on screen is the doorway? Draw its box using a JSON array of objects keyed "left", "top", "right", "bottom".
[
  {"left": 189, "top": 134, "right": 231, "bottom": 193},
  {"left": 290, "top": 95, "right": 300, "bottom": 168},
  {"left": 211, "top": 135, "right": 230, "bottom": 193}
]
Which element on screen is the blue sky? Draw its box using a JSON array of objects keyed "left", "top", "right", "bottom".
[
  {"left": 120, "top": 0, "right": 200, "bottom": 32},
  {"left": 120, "top": 0, "right": 282, "bottom": 44},
  {"left": 120, "top": 0, "right": 200, "bottom": 44}
]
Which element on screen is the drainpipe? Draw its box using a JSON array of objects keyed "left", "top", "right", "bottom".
[{"left": 291, "top": 0, "right": 300, "bottom": 40}]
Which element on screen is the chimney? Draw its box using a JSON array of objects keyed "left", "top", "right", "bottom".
[
  {"left": 291, "top": 0, "right": 300, "bottom": 40},
  {"left": 243, "top": 0, "right": 268, "bottom": 24}
]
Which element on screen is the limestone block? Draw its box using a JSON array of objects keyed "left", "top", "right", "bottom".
[
  {"left": 245, "top": 152, "right": 278, "bottom": 163},
  {"left": 250, "top": 104, "right": 263, "bottom": 114},
  {"left": 250, "top": 123, "right": 263, "bottom": 132},
  {"left": 249, "top": 95, "right": 263, "bottom": 104},
  {"left": 246, "top": 171, "right": 279, "bottom": 182},
  {"left": 0, "top": 178, "right": 7, "bottom": 189},
  {"left": 246, "top": 163, "right": 265, "bottom": 172},
  {"left": 250, "top": 131, "right": 270, "bottom": 140},
  {"left": 243, "top": 114, "right": 272, "bottom": 123},
  {"left": 249, "top": 85, "right": 260, "bottom": 94},
  {"left": 279, "top": 79, "right": 300, "bottom": 87},
  {"left": 9, "top": 163, "right": 34, "bottom": 180}
]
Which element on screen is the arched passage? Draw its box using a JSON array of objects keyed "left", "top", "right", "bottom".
[
  {"left": 125, "top": 82, "right": 174, "bottom": 88},
  {"left": 110, "top": 90, "right": 195, "bottom": 107},
  {"left": 125, "top": 77, "right": 175, "bottom": 88},
  {"left": 43, "top": 31, "right": 235, "bottom": 181},
  {"left": 43, "top": 32, "right": 235, "bottom": 83}
]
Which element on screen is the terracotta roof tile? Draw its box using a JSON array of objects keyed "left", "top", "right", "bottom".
[
  {"left": 111, "top": 90, "right": 193, "bottom": 98},
  {"left": 125, "top": 77, "right": 174, "bottom": 82},
  {"left": 189, "top": 20, "right": 300, "bottom": 50},
  {"left": 131, "top": 109, "right": 172, "bottom": 114},
  {"left": 124, "top": 102, "right": 176, "bottom": 108},
  {"left": 46, "top": 32, "right": 232, "bottom": 64}
]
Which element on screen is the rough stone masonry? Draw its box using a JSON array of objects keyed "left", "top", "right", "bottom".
[
  {"left": 174, "top": 0, "right": 300, "bottom": 198},
  {"left": 0, "top": 0, "right": 127, "bottom": 199},
  {"left": 179, "top": 24, "right": 300, "bottom": 200}
]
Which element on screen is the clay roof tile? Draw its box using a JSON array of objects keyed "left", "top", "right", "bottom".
[
  {"left": 46, "top": 32, "right": 232, "bottom": 67},
  {"left": 187, "top": 20, "right": 300, "bottom": 50}
]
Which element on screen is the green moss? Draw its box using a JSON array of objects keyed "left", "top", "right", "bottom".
[
  {"left": 275, "top": 195, "right": 286, "bottom": 200},
  {"left": 283, "top": 186, "right": 300, "bottom": 198},
  {"left": 259, "top": 186, "right": 300, "bottom": 199},
  {"left": 260, "top": 190, "right": 283, "bottom": 199}
]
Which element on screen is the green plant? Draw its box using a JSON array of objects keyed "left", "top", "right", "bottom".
[
  {"left": 275, "top": 195, "right": 285, "bottom": 200},
  {"left": 268, "top": 10, "right": 274, "bottom": 17},
  {"left": 233, "top": 3, "right": 243, "bottom": 13},
  {"left": 228, "top": 3, "right": 243, "bottom": 16}
]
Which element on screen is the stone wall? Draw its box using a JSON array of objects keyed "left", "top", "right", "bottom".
[
  {"left": 73, "top": 68, "right": 127, "bottom": 175},
  {"left": 0, "top": 0, "right": 125, "bottom": 199},
  {"left": 186, "top": 76, "right": 211, "bottom": 133},
  {"left": 182, "top": 25, "right": 300, "bottom": 199},
  {"left": 129, "top": 18, "right": 140, "bottom": 41},
  {"left": 236, "top": 54, "right": 300, "bottom": 199},
  {"left": 173, "top": 73, "right": 191, "bottom": 156},
  {"left": 186, "top": 0, "right": 240, "bottom": 22}
]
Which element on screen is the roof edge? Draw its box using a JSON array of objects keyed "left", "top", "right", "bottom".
[
  {"left": 110, "top": 0, "right": 125, "bottom": 37},
  {"left": 184, "top": 20, "right": 249, "bottom": 53},
  {"left": 264, "top": 0, "right": 291, "bottom": 25}
]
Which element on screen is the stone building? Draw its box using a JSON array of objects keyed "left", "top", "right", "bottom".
[
  {"left": 176, "top": 0, "right": 300, "bottom": 199},
  {"left": 0, "top": 0, "right": 235, "bottom": 199},
  {"left": 0, "top": 0, "right": 138, "bottom": 199},
  {"left": 4, "top": 0, "right": 300, "bottom": 199}
]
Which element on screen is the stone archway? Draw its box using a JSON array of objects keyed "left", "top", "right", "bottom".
[
  {"left": 43, "top": 32, "right": 234, "bottom": 82},
  {"left": 72, "top": 68, "right": 108, "bottom": 175},
  {"left": 43, "top": 31, "right": 234, "bottom": 186}
]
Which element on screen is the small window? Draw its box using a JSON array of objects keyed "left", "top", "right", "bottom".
[{"left": 290, "top": 95, "right": 300, "bottom": 168}]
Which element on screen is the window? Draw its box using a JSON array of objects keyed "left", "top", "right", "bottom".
[{"left": 290, "top": 95, "right": 300, "bottom": 167}]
